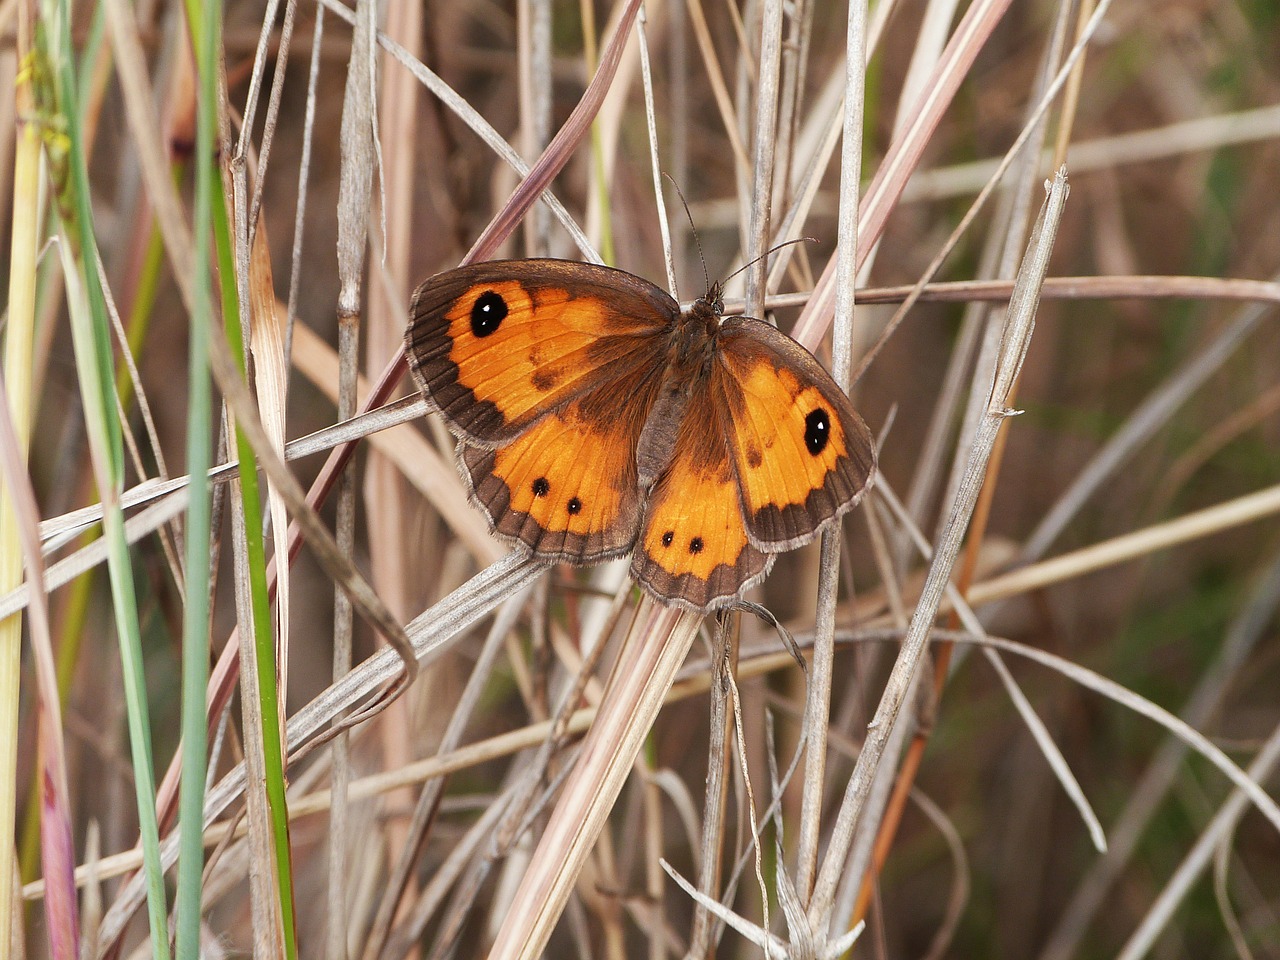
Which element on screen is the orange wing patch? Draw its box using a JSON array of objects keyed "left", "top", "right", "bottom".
[
  {"left": 409, "top": 279, "right": 665, "bottom": 445},
  {"left": 716, "top": 318, "right": 875, "bottom": 550},
  {"left": 462, "top": 370, "right": 661, "bottom": 563},
  {"left": 731, "top": 365, "right": 851, "bottom": 510},
  {"left": 631, "top": 402, "right": 771, "bottom": 610}
]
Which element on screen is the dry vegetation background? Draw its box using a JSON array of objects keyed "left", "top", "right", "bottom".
[{"left": 4, "top": 0, "right": 1280, "bottom": 957}]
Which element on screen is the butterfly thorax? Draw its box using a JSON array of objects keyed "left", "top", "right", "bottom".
[
  {"left": 632, "top": 295, "right": 722, "bottom": 488},
  {"left": 669, "top": 294, "right": 724, "bottom": 381}
]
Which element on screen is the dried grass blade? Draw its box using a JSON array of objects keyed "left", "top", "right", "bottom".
[
  {"left": 248, "top": 219, "right": 291, "bottom": 739},
  {"left": 330, "top": 0, "right": 379, "bottom": 948},
  {"left": 0, "top": 393, "right": 79, "bottom": 958},
  {"left": 684, "top": 0, "right": 751, "bottom": 178},
  {"left": 807, "top": 170, "right": 1068, "bottom": 924},
  {"left": 284, "top": 3, "right": 325, "bottom": 371},
  {"left": 795, "top": 0, "right": 868, "bottom": 900},
  {"left": 905, "top": 104, "right": 1280, "bottom": 202},
  {"left": 486, "top": 605, "right": 702, "bottom": 960},
  {"left": 0, "top": 2, "right": 43, "bottom": 940},
  {"left": 238, "top": 212, "right": 299, "bottom": 959},
  {"left": 970, "top": 483, "right": 1280, "bottom": 608},
  {"left": 742, "top": 0, "right": 783, "bottom": 319},
  {"left": 685, "top": 631, "right": 736, "bottom": 957}
]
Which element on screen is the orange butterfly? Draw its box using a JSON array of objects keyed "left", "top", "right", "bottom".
[{"left": 405, "top": 259, "right": 876, "bottom": 612}]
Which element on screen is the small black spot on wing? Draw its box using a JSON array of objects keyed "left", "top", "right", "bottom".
[
  {"left": 532, "top": 477, "right": 550, "bottom": 497},
  {"left": 689, "top": 536, "right": 704, "bottom": 554},
  {"left": 531, "top": 368, "right": 561, "bottom": 391},
  {"left": 567, "top": 497, "right": 582, "bottom": 515}
]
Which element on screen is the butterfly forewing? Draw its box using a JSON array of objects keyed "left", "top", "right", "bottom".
[
  {"left": 714, "top": 318, "right": 876, "bottom": 551},
  {"left": 406, "top": 260, "right": 678, "bottom": 447}
]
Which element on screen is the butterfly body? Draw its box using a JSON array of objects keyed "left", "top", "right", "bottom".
[{"left": 406, "top": 259, "right": 875, "bottom": 611}]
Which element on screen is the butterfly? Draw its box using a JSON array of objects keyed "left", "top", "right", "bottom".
[{"left": 404, "top": 259, "right": 876, "bottom": 612}]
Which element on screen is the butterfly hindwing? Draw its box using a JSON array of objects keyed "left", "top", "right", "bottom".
[
  {"left": 631, "top": 384, "right": 773, "bottom": 611},
  {"left": 461, "top": 363, "right": 665, "bottom": 563},
  {"left": 406, "top": 259, "right": 677, "bottom": 447},
  {"left": 714, "top": 317, "right": 876, "bottom": 550}
]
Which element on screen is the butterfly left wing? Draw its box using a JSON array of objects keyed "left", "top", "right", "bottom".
[
  {"left": 405, "top": 259, "right": 682, "bottom": 565},
  {"left": 460, "top": 363, "right": 664, "bottom": 563},
  {"left": 631, "top": 384, "right": 773, "bottom": 611},
  {"left": 713, "top": 318, "right": 876, "bottom": 550},
  {"left": 405, "top": 259, "right": 677, "bottom": 447}
]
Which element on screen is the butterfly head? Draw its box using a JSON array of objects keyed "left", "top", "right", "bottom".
[
  {"left": 681, "top": 282, "right": 726, "bottom": 341},
  {"left": 700, "top": 281, "right": 725, "bottom": 318}
]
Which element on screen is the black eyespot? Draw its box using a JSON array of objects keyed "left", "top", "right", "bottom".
[
  {"left": 689, "top": 537, "right": 704, "bottom": 554},
  {"left": 661, "top": 531, "right": 674, "bottom": 547},
  {"left": 471, "top": 290, "right": 507, "bottom": 337},
  {"left": 804, "top": 408, "right": 831, "bottom": 455},
  {"left": 567, "top": 497, "right": 582, "bottom": 515},
  {"left": 531, "top": 477, "right": 550, "bottom": 497}
]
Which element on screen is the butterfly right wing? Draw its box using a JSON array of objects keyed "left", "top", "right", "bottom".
[
  {"left": 713, "top": 317, "right": 875, "bottom": 550},
  {"left": 631, "top": 381, "right": 773, "bottom": 611}
]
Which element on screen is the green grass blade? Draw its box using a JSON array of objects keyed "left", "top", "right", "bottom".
[
  {"left": 179, "top": 0, "right": 298, "bottom": 951},
  {"left": 175, "top": 0, "right": 216, "bottom": 953},
  {"left": 37, "top": 0, "right": 172, "bottom": 951},
  {"left": 211, "top": 181, "right": 300, "bottom": 960}
]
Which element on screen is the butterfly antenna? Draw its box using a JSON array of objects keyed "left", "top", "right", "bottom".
[
  {"left": 720, "top": 237, "right": 819, "bottom": 289},
  {"left": 663, "top": 172, "right": 711, "bottom": 298}
]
